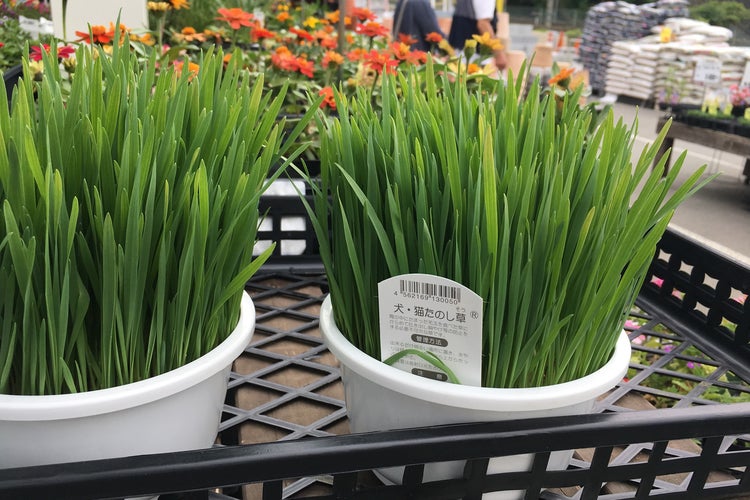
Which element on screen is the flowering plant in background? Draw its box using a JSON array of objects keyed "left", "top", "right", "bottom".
[
  {"left": 729, "top": 83, "right": 750, "bottom": 109},
  {"left": 7, "top": 0, "right": 501, "bottom": 156}
]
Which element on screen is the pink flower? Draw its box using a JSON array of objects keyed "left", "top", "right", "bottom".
[
  {"left": 729, "top": 84, "right": 750, "bottom": 107},
  {"left": 632, "top": 334, "right": 646, "bottom": 345},
  {"left": 624, "top": 319, "right": 641, "bottom": 330}
]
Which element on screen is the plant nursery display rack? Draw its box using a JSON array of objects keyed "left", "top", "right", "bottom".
[{"left": 1, "top": 163, "right": 750, "bottom": 500}]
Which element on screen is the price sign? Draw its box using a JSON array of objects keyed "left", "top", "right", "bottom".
[
  {"left": 741, "top": 61, "right": 750, "bottom": 88},
  {"left": 693, "top": 58, "right": 722, "bottom": 85}
]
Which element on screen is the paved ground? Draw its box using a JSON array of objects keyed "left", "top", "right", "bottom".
[{"left": 611, "top": 101, "right": 750, "bottom": 266}]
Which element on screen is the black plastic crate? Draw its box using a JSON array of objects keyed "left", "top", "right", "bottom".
[{"left": 1, "top": 226, "right": 750, "bottom": 499}]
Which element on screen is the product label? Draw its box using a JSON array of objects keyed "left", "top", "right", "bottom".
[
  {"left": 378, "top": 273, "right": 483, "bottom": 386},
  {"left": 693, "top": 58, "right": 722, "bottom": 85},
  {"left": 741, "top": 61, "right": 750, "bottom": 88}
]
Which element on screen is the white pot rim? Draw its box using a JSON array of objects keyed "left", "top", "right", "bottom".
[
  {"left": 0, "top": 292, "right": 255, "bottom": 420},
  {"left": 320, "top": 295, "right": 631, "bottom": 411}
]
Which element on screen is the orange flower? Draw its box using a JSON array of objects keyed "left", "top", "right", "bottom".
[
  {"left": 276, "top": 11, "right": 291, "bottom": 22},
  {"left": 173, "top": 60, "right": 200, "bottom": 80},
  {"left": 271, "top": 46, "right": 297, "bottom": 71},
  {"left": 174, "top": 26, "right": 205, "bottom": 43},
  {"left": 351, "top": 7, "right": 376, "bottom": 21},
  {"left": 203, "top": 28, "right": 226, "bottom": 44},
  {"left": 548, "top": 67, "right": 574, "bottom": 86},
  {"left": 223, "top": 53, "right": 233, "bottom": 65},
  {"left": 134, "top": 32, "right": 156, "bottom": 45},
  {"left": 346, "top": 48, "right": 367, "bottom": 61},
  {"left": 467, "top": 63, "right": 480, "bottom": 74},
  {"left": 217, "top": 7, "right": 254, "bottom": 30},
  {"left": 315, "top": 31, "right": 338, "bottom": 49},
  {"left": 390, "top": 42, "right": 411, "bottom": 61},
  {"left": 425, "top": 32, "right": 443, "bottom": 43},
  {"left": 322, "top": 50, "right": 344, "bottom": 68},
  {"left": 364, "top": 49, "right": 399, "bottom": 75},
  {"left": 319, "top": 86, "right": 336, "bottom": 110},
  {"left": 75, "top": 24, "right": 114, "bottom": 44},
  {"left": 356, "top": 22, "right": 389, "bottom": 38},
  {"left": 325, "top": 10, "right": 350, "bottom": 25},
  {"left": 169, "top": 0, "right": 189, "bottom": 9},
  {"left": 397, "top": 33, "right": 418, "bottom": 46}
]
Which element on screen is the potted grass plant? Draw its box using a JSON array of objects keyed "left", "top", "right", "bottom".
[
  {"left": 302, "top": 67, "right": 709, "bottom": 496},
  {"left": 0, "top": 36, "right": 313, "bottom": 469}
]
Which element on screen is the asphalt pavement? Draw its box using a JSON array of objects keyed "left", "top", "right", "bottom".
[{"left": 611, "top": 101, "right": 750, "bottom": 266}]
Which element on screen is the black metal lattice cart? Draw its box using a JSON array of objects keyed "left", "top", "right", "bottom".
[{"left": 1, "top": 169, "right": 750, "bottom": 499}]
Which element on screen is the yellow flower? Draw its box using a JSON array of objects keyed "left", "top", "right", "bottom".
[
  {"left": 464, "top": 39, "right": 477, "bottom": 50},
  {"left": 472, "top": 32, "right": 503, "bottom": 51},
  {"left": 303, "top": 16, "right": 321, "bottom": 29},
  {"left": 147, "top": 1, "right": 170, "bottom": 12},
  {"left": 437, "top": 39, "right": 455, "bottom": 56},
  {"left": 28, "top": 60, "right": 44, "bottom": 80}
]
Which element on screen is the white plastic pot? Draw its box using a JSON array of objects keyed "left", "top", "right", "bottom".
[
  {"left": 0, "top": 292, "right": 255, "bottom": 470},
  {"left": 319, "top": 295, "right": 631, "bottom": 499}
]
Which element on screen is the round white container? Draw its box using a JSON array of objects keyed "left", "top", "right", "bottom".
[
  {"left": 0, "top": 292, "right": 255, "bottom": 470},
  {"left": 319, "top": 295, "right": 631, "bottom": 499}
]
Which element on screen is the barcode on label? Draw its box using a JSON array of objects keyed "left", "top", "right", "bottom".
[{"left": 399, "top": 279, "right": 461, "bottom": 301}]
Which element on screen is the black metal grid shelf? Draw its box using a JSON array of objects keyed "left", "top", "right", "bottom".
[{"left": 1, "top": 228, "right": 750, "bottom": 500}]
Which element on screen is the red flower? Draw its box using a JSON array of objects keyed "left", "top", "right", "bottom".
[
  {"left": 425, "top": 32, "right": 443, "bottom": 43},
  {"left": 0, "top": 43, "right": 4, "bottom": 49},
  {"left": 397, "top": 33, "right": 418, "bottom": 46},
  {"left": 57, "top": 45, "right": 76, "bottom": 59},
  {"left": 351, "top": 7, "right": 376, "bottom": 21},
  {"left": 251, "top": 27, "right": 275, "bottom": 41},
  {"left": 405, "top": 49, "right": 427, "bottom": 65},
  {"left": 319, "top": 87, "right": 336, "bottom": 110},
  {"left": 364, "top": 49, "right": 399, "bottom": 75},
  {"left": 30, "top": 44, "right": 50, "bottom": 61},
  {"left": 355, "top": 22, "right": 389, "bottom": 38},
  {"left": 217, "top": 7, "right": 254, "bottom": 30},
  {"left": 290, "top": 27, "right": 314, "bottom": 42},
  {"left": 30, "top": 44, "right": 75, "bottom": 61},
  {"left": 296, "top": 58, "right": 314, "bottom": 78}
]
